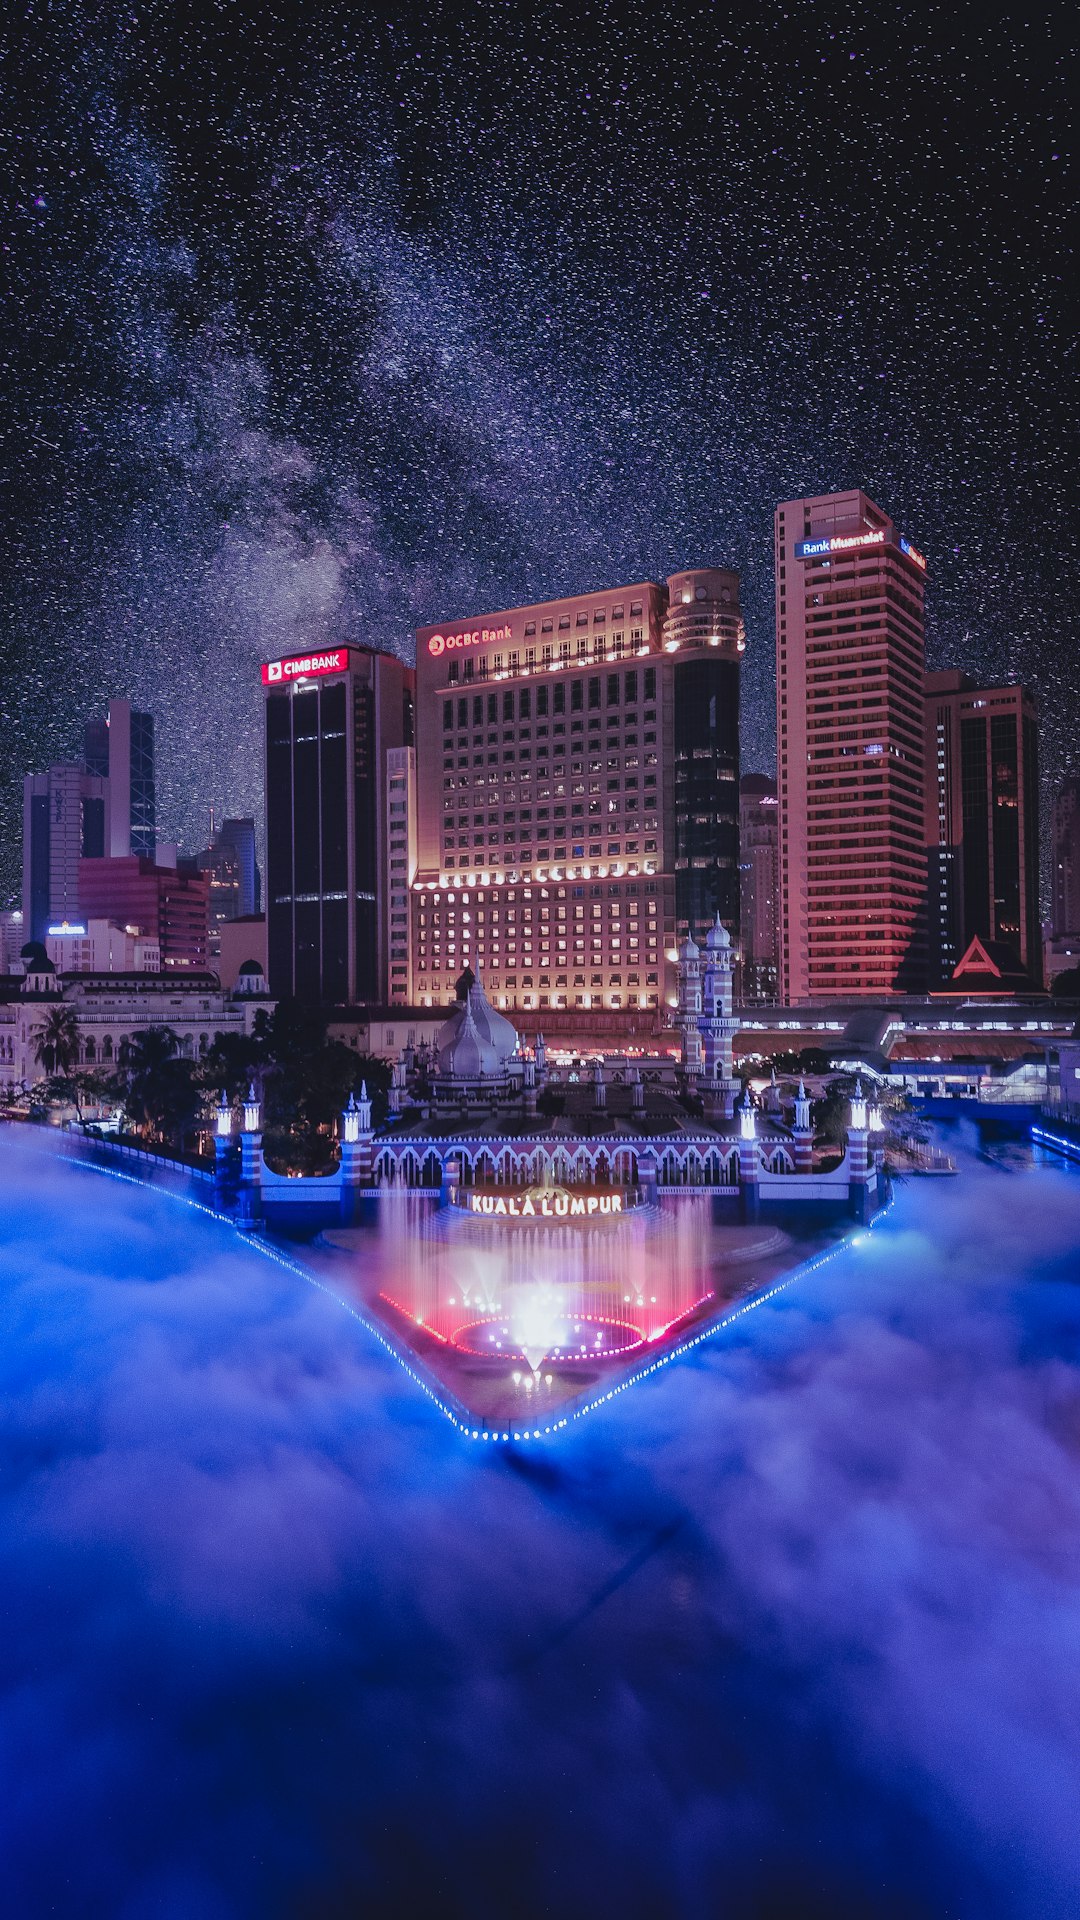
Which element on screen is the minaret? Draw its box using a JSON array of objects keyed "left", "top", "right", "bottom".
[
  {"left": 238, "top": 1082, "right": 263, "bottom": 1231},
  {"left": 793, "top": 1078, "right": 814, "bottom": 1176},
  {"left": 699, "top": 915, "right": 740, "bottom": 1120},
  {"left": 738, "top": 1086, "right": 760, "bottom": 1220},
  {"left": 676, "top": 935, "right": 703, "bottom": 1081},
  {"left": 847, "top": 1077, "right": 872, "bottom": 1221}
]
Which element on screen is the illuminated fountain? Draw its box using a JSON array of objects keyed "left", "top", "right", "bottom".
[{"left": 321, "top": 1192, "right": 806, "bottom": 1424}]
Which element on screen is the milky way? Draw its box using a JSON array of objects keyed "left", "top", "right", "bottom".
[{"left": 1, "top": 1, "right": 1074, "bottom": 899}]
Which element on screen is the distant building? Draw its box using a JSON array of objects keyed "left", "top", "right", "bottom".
[
  {"left": 1052, "top": 775, "right": 1080, "bottom": 938},
  {"left": 262, "top": 644, "right": 414, "bottom": 1004},
  {"left": 194, "top": 816, "right": 261, "bottom": 959},
  {"left": 0, "top": 909, "right": 25, "bottom": 975},
  {"left": 216, "top": 914, "right": 268, "bottom": 992},
  {"left": 738, "top": 774, "right": 779, "bottom": 1004},
  {"left": 22, "top": 764, "right": 108, "bottom": 943},
  {"left": 776, "top": 490, "right": 928, "bottom": 1001},
  {"left": 78, "top": 856, "right": 209, "bottom": 970},
  {"left": 83, "top": 700, "right": 156, "bottom": 858},
  {"left": 44, "top": 918, "right": 161, "bottom": 974},
  {"left": 924, "top": 671, "right": 1041, "bottom": 987}
]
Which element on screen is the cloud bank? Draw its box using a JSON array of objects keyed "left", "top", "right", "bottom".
[{"left": 0, "top": 1128, "right": 1079, "bottom": 1918}]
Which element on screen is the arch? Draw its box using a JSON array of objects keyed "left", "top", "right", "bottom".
[
  {"left": 102, "top": 1035, "right": 114, "bottom": 1061},
  {"left": 767, "top": 1146, "right": 794, "bottom": 1175},
  {"left": 474, "top": 1150, "right": 497, "bottom": 1188},
  {"left": 661, "top": 1149, "right": 681, "bottom": 1187},
  {"left": 421, "top": 1150, "right": 442, "bottom": 1189},
  {"left": 594, "top": 1149, "right": 612, "bottom": 1187},
  {"left": 399, "top": 1151, "right": 422, "bottom": 1188},
  {"left": 83, "top": 1036, "right": 96, "bottom": 1064},
  {"left": 375, "top": 1150, "right": 397, "bottom": 1186}
]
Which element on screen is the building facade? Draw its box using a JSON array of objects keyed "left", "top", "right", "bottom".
[
  {"left": 22, "top": 764, "right": 108, "bottom": 943},
  {"left": 262, "top": 645, "right": 414, "bottom": 1004},
  {"left": 404, "top": 568, "right": 743, "bottom": 1017},
  {"left": 738, "top": 773, "right": 779, "bottom": 1004},
  {"left": 924, "top": 671, "right": 1041, "bottom": 986},
  {"left": 45, "top": 918, "right": 161, "bottom": 973},
  {"left": 77, "top": 856, "right": 209, "bottom": 970},
  {"left": 1052, "top": 775, "right": 1080, "bottom": 938},
  {"left": 776, "top": 491, "right": 928, "bottom": 1002},
  {"left": 83, "top": 700, "right": 157, "bottom": 858}
]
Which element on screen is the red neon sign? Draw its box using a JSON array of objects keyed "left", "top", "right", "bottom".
[
  {"left": 426, "top": 623, "right": 512, "bottom": 659},
  {"left": 261, "top": 648, "right": 350, "bottom": 686}
]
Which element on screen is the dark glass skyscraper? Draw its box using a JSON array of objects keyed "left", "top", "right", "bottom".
[
  {"left": 924, "top": 671, "right": 1041, "bottom": 985},
  {"left": 263, "top": 646, "right": 414, "bottom": 1004},
  {"left": 665, "top": 568, "right": 743, "bottom": 951}
]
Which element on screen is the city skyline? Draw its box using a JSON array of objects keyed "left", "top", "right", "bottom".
[{"left": 1, "top": 6, "right": 1074, "bottom": 911}]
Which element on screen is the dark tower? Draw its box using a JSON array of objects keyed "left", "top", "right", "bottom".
[{"left": 664, "top": 568, "right": 744, "bottom": 950}]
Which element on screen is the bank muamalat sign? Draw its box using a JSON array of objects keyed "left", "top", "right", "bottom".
[
  {"left": 468, "top": 1189, "right": 624, "bottom": 1218},
  {"left": 794, "top": 529, "right": 886, "bottom": 560},
  {"left": 427, "top": 623, "right": 512, "bottom": 658},
  {"left": 261, "top": 648, "right": 350, "bottom": 685}
]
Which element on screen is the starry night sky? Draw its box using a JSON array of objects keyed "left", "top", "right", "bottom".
[{"left": 1, "top": 0, "right": 1074, "bottom": 904}]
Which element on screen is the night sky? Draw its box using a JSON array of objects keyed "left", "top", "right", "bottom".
[{"left": 1, "top": 1, "right": 1075, "bottom": 902}]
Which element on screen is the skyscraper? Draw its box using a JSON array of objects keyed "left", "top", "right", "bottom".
[
  {"left": 406, "top": 567, "right": 744, "bottom": 1019},
  {"left": 738, "top": 773, "right": 779, "bottom": 1004},
  {"left": 924, "top": 671, "right": 1041, "bottom": 985},
  {"left": 84, "top": 700, "right": 156, "bottom": 857},
  {"left": 195, "top": 816, "right": 262, "bottom": 956},
  {"left": 22, "top": 764, "right": 108, "bottom": 943},
  {"left": 775, "top": 490, "right": 928, "bottom": 1002},
  {"left": 262, "top": 644, "right": 414, "bottom": 1004},
  {"left": 1052, "top": 776, "right": 1080, "bottom": 938}
]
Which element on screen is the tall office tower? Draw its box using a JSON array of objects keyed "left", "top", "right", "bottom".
[
  {"left": 386, "top": 748, "right": 418, "bottom": 1004},
  {"left": 775, "top": 491, "right": 928, "bottom": 1001},
  {"left": 84, "top": 700, "right": 156, "bottom": 857},
  {"left": 262, "top": 644, "right": 414, "bottom": 1004},
  {"left": 409, "top": 568, "right": 744, "bottom": 1017},
  {"left": 196, "top": 816, "right": 261, "bottom": 954},
  {"left": 924, "top": 671, "right": 1041, "bottom": 985},
  {"left": 22, "top": 764, "right": 108, "bottom": 943},
  {"left": 663, "top": 569, "right": 743, "bottom": 945},
  {"left": 738, "top": 773, "right": 780, "bottom": 1004},
  {"left": 1052, "top": 776, "right": 1080, "bottom": 936},
  {"left": 78, "top": 855, "right": 209, "bottom": 968}
]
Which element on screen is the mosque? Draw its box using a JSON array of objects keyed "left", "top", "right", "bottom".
[{"left": 221, "top": 918, "right": 886, "bottom": 1228}]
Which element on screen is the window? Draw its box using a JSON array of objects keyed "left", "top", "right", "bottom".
[
  {"left": 571, "top": 680, "right": 583, "bottom": 712},
  {"left": 588, "top": 677, "right": 601, "bottom": 709}
]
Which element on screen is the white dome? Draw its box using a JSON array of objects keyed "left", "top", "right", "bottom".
[
  {"left": 436, "top": 972, "right": 519, "bottom": 1081},
  {"left": 705, "top": 914, "right": 731, "bottom": 951}
]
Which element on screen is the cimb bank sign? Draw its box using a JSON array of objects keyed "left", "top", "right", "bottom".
[{"left": 261, "top": 648, "right": 350, "bottom": 685}]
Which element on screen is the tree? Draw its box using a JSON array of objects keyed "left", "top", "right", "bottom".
[
  {"left": 117, "top": 1027, "right": 196, "bottom": 1144},
  {"left": 32, "top": 1005, "right": 81, "bottom": 1079}
]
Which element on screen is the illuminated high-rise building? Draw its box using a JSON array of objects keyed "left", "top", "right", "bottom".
[
  {"left": 405, "top": 568, "right": 744, "bottom": 1020},
  {"left": 22, "top": 763, "right": 108, "bottom": 944},
  {"left": 261, "top": 645, "right": 414, "bottom": 1004},
  {"left": 775, "top": 491, "right": 928, "bottom": 1001}
]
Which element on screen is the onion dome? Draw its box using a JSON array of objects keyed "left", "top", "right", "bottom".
[{"left": 704, "top": 913, "right": 731, "bottom": 951}]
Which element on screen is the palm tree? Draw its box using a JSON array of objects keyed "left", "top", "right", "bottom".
[
  {"left": 32, "top": 1005, "right": 81, "bottom": 1078},
  {"left": 117, "top": 1026, "right": 181, "bottom": 1140}
]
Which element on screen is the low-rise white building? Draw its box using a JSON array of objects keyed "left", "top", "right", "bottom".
[
  {"left": 45, "top": 917, "right": 161, "bottom": 974},
  {"left": 0, "top": 956, "right": 272, "bottom": 1093}
]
